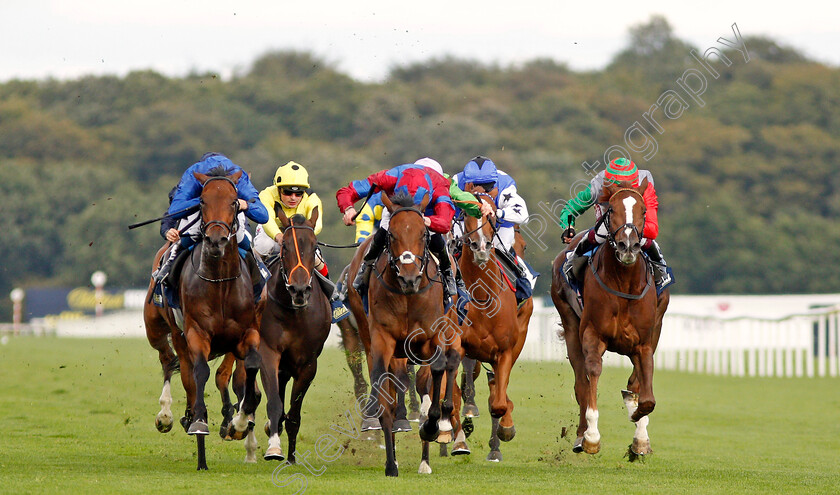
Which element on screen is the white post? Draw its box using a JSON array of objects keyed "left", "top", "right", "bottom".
[
  {"left": 91, "top": 271, "right": 107, "bottom": 318},
  {"left": 10, "top": 288, "right": 24, "bottom": 336}
]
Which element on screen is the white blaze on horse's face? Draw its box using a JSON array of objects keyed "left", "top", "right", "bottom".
[
  {"left": 399, "top": 251, "right": 417, "bottom": 265},
  {"left": 622, "top": 196, "right": 636, "bottom": 227}
]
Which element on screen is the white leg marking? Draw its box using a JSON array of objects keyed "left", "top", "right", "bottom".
[
  {"left": 634, "top": 415, "right": 650, "bottom": 444},
  {"left": 418, "top": 460, "right": 432, "bottom": 474},
  {"left": 623, "top": 393, "right": 638, "bottom": 421},
  {"left": 420, "top": 394, "right": 431, "bottom": 417},
  {"left": 232, "top": 401, "right": 249, "bottom": 432},
  {"left": 244, "top": 429, "right": 258, "bottom": 463},
  {"left": 584, "top": 407, "right": 600, "bottom": 445},
  {"left": 156, "top": 381, "right": 173, "bottom": 426},
  {"left": 454, "top": 429, "right": 467, "bottom": 444},
  {"left": 438, "top": 418, "right": 453, "bottom": 432}
]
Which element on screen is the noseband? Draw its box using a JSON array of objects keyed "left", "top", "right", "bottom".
[
  {"left": 385, "top": 206, "right": 430, "bottom": 281},
  {"left": 278, "top": 224, "right": 315, "bottom": 290},
  {"left": 199, "top": 176, "right": 240, "bottom": 239}
]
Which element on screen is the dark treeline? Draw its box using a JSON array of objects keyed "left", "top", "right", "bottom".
[{"left": 2, "top": 16, "right": 839, "bottom": 319}]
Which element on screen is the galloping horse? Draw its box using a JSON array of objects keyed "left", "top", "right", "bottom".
[
  {"left": 362, "top": 192, "right": 461, "bottom": 477},
  {"left": 550, "top": 178, "right": 670, "bottom": 458},
  {"left": 457, "top": 189, "right": 532, "bottom": 462},
  {"left": 259, "top": 207, "right": 332, "bottom": 463},
  {"left": 145, "top": 168, "right": 262, "bottom": 470}
]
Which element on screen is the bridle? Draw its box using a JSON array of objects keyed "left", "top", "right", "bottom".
[
  {"left": 199, "top": 176, "right": 239, "bottom": 240},
  {"left": 458, "top": 192, "right": 499, "bottom": 250},
  {"left": 378, "top": 206, "right": 432, "bottom": 293},
  {"left": 277, "top": 223, "right": 315, "bottom": 291},
  {"left": 602, "top": 188, "right": 645, "bottom": 256}
]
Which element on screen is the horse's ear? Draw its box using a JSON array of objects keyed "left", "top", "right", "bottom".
[
  {"left": 637, "top": 177, "right": 649, "bottom": 195},
  {"left": 381, "top": 193, "right": 395, "bottom": 213},
  {"left": 308, "top": 206, "right": 319, "bottom": 229},
  {"left": 229, "top": 170, "right": 243, "bottom": 184},
  {"left": 193, "top": 172, "right": 209, "bottom": 185},
  {"left": 600, "top": 183, "right": 618, "bottom": 203},
  {"left": 418, "top": 192, "right": 431, "bottom": 212},
  {"left": 275, "top": 202, "right": 290, "bottom": 230}
]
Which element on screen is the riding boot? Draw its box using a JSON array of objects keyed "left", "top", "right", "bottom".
[
  {"left": 643, "top": 240, "right": 673, "bottom": 289},
  {"left": 562, "top": 233, "right": 597, "bottom": 286},
  {"left": 353, "top": 228, "right": 387, "bottom": 294},
  {"left": 316, "top": 271, "right": 350, "bottom": 322},
  {"left": 153, "top": 242, "right": 181, "bottom": 284},
  {"left": 428, "top": 234, "right": 456, "bottom": 299},
  {"left": 455, "top": 270, "right": 470, "bottom": 324},
  {"left": 244, "top": 250, "right": 268, "bottom": 303}
]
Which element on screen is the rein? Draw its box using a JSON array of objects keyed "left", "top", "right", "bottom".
[{"left": 589, "top": 253, "right": 653, "bottom": 300}]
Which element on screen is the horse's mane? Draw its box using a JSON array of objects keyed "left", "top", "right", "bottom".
[
  {"left": 390, "top": 192, "right": 416, "bottom": 208},
  {"left": 290, "top": 214, "right": 307, "bottom": 225},
  {"left": 206, "top": 165, "right": 231, "bottom": 178}
]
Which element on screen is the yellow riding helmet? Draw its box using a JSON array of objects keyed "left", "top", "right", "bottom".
[{"left": 274, "top": 161, "right": 310, "bottom": 192}]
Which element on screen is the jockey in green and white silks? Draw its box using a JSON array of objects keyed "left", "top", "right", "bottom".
[
  {"left": 453, "top": 156, "right": 539, "bottom": 303},
  {"left": 558, "top": 157, "right": 673, "bottom": 291}
]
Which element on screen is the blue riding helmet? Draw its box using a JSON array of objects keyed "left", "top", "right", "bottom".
[{"left": 462, "top": 156, "right": 498, "bottom": 186}]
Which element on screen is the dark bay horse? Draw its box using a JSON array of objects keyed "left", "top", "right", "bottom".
[
  {"left": 550, "top": 179, "right": 670, "bottom": 459},
  {"left": 362, "top": 192, "right": 461, "bottom": 477},
  {"left": 259, "top": 208, "right": 332, "bottom": 463},
  {"left": 457, "top": 189, "right": 532, "bottom": 462},
  {"left": 146, "top": 169, "right": 262, "bottom": 470}
]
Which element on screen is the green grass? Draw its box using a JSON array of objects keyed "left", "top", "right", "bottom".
[{"left": 1, "top": 337, "right": 838, "bottom": 494}]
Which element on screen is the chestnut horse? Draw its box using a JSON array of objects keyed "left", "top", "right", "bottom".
[
  {"left": 550, "top": 179, "right": 670, "bottom": 459},
  {"left": 145, "top": 168, "right": 262, "bottom": 470},
  {"left": 259, "top": 208, "right": 332, "bottom": 463},
  {"left": 361, "top": 192, "right": 461, "bottom": 477},
  {"left": 457, "top": 189, "right": 532, "bottom": 462}
]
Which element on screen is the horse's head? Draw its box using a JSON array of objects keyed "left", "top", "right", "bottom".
[
  {"left": 462, "top": 185, "right": 497, "bottom": 264},
  {"left": 276, "top": 205, "right": 318, "bottom": 308},
  {"left": 600, "top": 178, "right": 649, "bottom": 265},
  {"left": 381, "top": 192, "right": 430, "bottom": 294},
  {"left": 194, "top": 168, "right": 242, "bottom": 258}
]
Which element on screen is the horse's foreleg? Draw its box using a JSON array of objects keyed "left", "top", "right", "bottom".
[
  {"left": 581, "top": 330, "right": 606, "bottom": 455},
  {"left": 460, "top": 357, "right": 480, "bottom": 418},
  {"left": 437, "top": 348, "right": 460, "bottom": 444},
  {"left": 393, "top": 360, "right": 411, "bottom": 432},
  {"left": 216, "top": 353, "right": 236, "bottom": 439},
  {"left": 406, "top": 363, "right": 421, "bottom": 421},
  {"left": 490, "top": 351, "right": 515, "bottom": 443},
  {"left": 338, "top": 318, "right": 368, "bottom": 400},
  {"left": 419, "top": 352, "right": 445, "bottom": 443},
  {"left": 419, "top": 440, "right": 432, "bottom": 474},
  {"left": 368, "top": 339, "right": 398, "bottom": 476},
  {"left": 284, "top": 362, "right": 317, "bottom": 465},
  {"left": 564, "top": 318, "right": 591, "bottom": 453},
  {"left": 626, "top": 347, "right": 656, "bottom": 458},
  {"left": 260, "top": 344, "right": 284, "bottom": 461}
]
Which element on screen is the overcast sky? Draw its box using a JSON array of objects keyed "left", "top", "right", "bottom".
[{"left": 1, "top": 1, "right": 837, "bottom": 83}]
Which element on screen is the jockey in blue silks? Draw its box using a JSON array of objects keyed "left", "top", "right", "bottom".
[
  {"left": 153, "top": 153, "right": 269, "bottom": 296},
  {"left": 452, "top": 156, "right": 538, "bottom": 305}
]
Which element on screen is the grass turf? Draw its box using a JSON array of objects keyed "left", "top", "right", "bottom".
[{"left": 1, "top": 336, "right": 838, "bottom": 494}]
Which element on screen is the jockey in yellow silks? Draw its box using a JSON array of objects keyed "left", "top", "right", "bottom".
[{"left": 254, "top": 161, "right": 348, "bottom": 322}]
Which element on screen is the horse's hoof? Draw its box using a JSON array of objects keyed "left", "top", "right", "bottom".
[
  {"left": 264, "top": 420, "right": 271, "bottom": 437},
  {"left": 393, "top": 419, "right": 412, "bottom": 433},
  {"left": 497, "top": 424, "right": 516, "bottom": 442},
  {"left": 486, "top": 450, "right": 502, "bottom": 462},
  {"left": 187, "top": 420, "right": 209, "bottom": 436},
  {"left": 573, "top": 437, "right": 584, "bottom": 453},
  {"left": 630, "top": 438, "right": 652, "bottom": 457},
  {"left": 228, "top": 420, "right": 254, "bottom": 441},
  {"left": 463, "top": 404, "right": 480, "bottom": 418},
  {"left": 583, "top": 438, "right": 601, "bottom": 454},
  {"left": 264, "top": 446, "right": 285, "bottom": 462},
  {"left": 180, "top": 415, "right": 191, "bottom": 433},
  {"left": 419, "top": 422, "right": 439, "bottom": 443},
  {"left": 385, "top": 464, "right": 399, "bottom": 477},
  {"left": 244, "top": 454, "right": 257, "bottom": 464},
  {"left": 418, "top": 460, "right": 432, "bottom": 474},
  {"left": 361, "top": 417, "right": 381, "bottom": 431},
  {"left": 462, "top": 416, "right": 474, "bottom": 438},
  {"left": 451, "top": 441, "right": 471, "bottom": 455},
  {"left": 155, "top": 415, "right": 173, "bottom": 433},
  {"left": 407, "top": 410, "right": 421, "bottom": 422},
  {"left": 436, "top": 430, "right": 453, "bottom": 444},
  {"left": 219, "top": 423, "right": 232, "bottom": 440}
]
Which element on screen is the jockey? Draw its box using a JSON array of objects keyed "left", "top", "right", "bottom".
[
  {"left": 559, "top": 157, "right": 672, "bottom": 290},
  {"left": 337, "top": 161, "right": 457, "bottom": 299},
  {"left": 453, "top": 156, "right": 538, "bottom": 304},
  {"left": 354, "top": 191, "right": 384, "bottom": 244},
  {"left": 153, "top": 153, "right": 269, "bottom": 293},
  {"left": 253, "top": 161, "right": 349, "bottom": 322}
]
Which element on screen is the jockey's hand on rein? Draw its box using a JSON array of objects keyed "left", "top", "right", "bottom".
[
  {"left": 561, "top": 226, "right": 575, "bottom": 244},
  {"left": 342, "top": 207, "right": 357, "bottom": 226}
]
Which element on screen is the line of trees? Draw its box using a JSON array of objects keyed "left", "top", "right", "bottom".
[{"left": 2, "top": 16, "right": 839, "bottom": 319}]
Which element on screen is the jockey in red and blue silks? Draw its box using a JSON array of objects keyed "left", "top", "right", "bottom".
[
  {"left": 337, "top": 163, "right": 457, "bottom": 298},
  {"left": 153, "top": 152, "right": 269, "bottom": 293}
]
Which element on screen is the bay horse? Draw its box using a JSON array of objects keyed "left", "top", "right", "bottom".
[
  {"left": 456, "top": 189, "right": 532, "bottom": 462},
  {"left": 361, "top": 192, "right": 461, "bottom": 477},
  {"left": 145, "top": 168, "right": 262, "bottom": 470},
  {"left": 259, "top": 207, "right": 332, "bottom": 463},
  {"left": 550, "top": 178, "right": 670, "bottom": 459}
]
